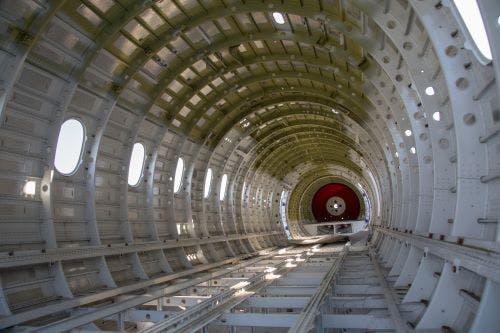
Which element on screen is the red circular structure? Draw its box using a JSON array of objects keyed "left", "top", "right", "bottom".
[{"left": 311, "top": 183, "right": 360, "bottom": 222}]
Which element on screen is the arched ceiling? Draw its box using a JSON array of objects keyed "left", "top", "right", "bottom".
[{"left": 0, "top": 0, "right": 497, "bottom": 243}]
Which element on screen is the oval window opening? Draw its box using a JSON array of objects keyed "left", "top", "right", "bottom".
[
  {"left": 433, "top": 111, "right": 441, "bottom": 122},
  {"left": 128, "top": 143, "right": 145, "bottom": 186},
  {"left": 219, "top": 174, "right": 228, "bottom": 201},
  {"left": 272, "top": 12, "right": 285, "bottom": 25},
  {"left": 54, "top": 119, "right": 85, "bottom": 175},
  {"left": 453, "top": 0, "right": 492, "bottom": 61},
  {"left": 173, "top": 157, "right": 184, "bottom": 193},
  {"left": 204, "top": 168, "right": 212, "bottom": 198}
]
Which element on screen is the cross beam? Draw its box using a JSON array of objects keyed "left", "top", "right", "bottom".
[
  {"left": 213, "top": 313, "right": 394, "bottom": 329},
  {"left": 288, "top": 246, "right": 347, "bottom": 332}
]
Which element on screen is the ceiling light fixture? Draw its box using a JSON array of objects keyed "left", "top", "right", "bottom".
[{"left": 405, "top": 129, "right": 412, "bottom": 136}]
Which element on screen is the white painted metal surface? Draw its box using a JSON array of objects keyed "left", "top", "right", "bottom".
[{"left": 0, "top": 0, "right": 498, "bottom": 332}]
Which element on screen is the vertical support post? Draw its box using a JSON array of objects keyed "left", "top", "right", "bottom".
[
  {"left": 157, "top": 298, "right": 162, "bottom": 311},
  {"left": 117, "top": 312, "right": 125, "bottom": 331},
  {"left": 314, "top": 309, "right": 324, "bottom": 333}
]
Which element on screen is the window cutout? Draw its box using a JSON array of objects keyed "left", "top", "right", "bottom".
[
  {"left": 433, "top": 111, "right": 441, "bottom": 121},
  {"left": 404, "top": 129, "right": 412, "bottom": 136},
  {"left": 23, "top": 180, "right": 36, "bottom": 196},
  {"left": 204, "top": 168, "right": 212, "bottom": 198},
  {"left": 219, "top": 174, "right": 228, "bottom": 201},
  {"left": 272, "top": 12, "right": 285, "bottom": 24},
  {"left": 453, "top": 0, "right": 492, "bottom": 61},
  {"left": 128, "top": 143, "right": 145, "bottom": 186},
  {"left": 425, "top": 86, "right": 435, "bottom": 96},
  {"left": 173, "top": 157, "right": 184, "bottom": 193},
  {"left": 54, "top": 119, "right": 85, "bottom": 175}
]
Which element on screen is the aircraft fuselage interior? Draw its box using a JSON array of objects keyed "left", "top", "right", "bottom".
[{"left": 0, "top": 0, "right": 499, "bottom": 332}]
